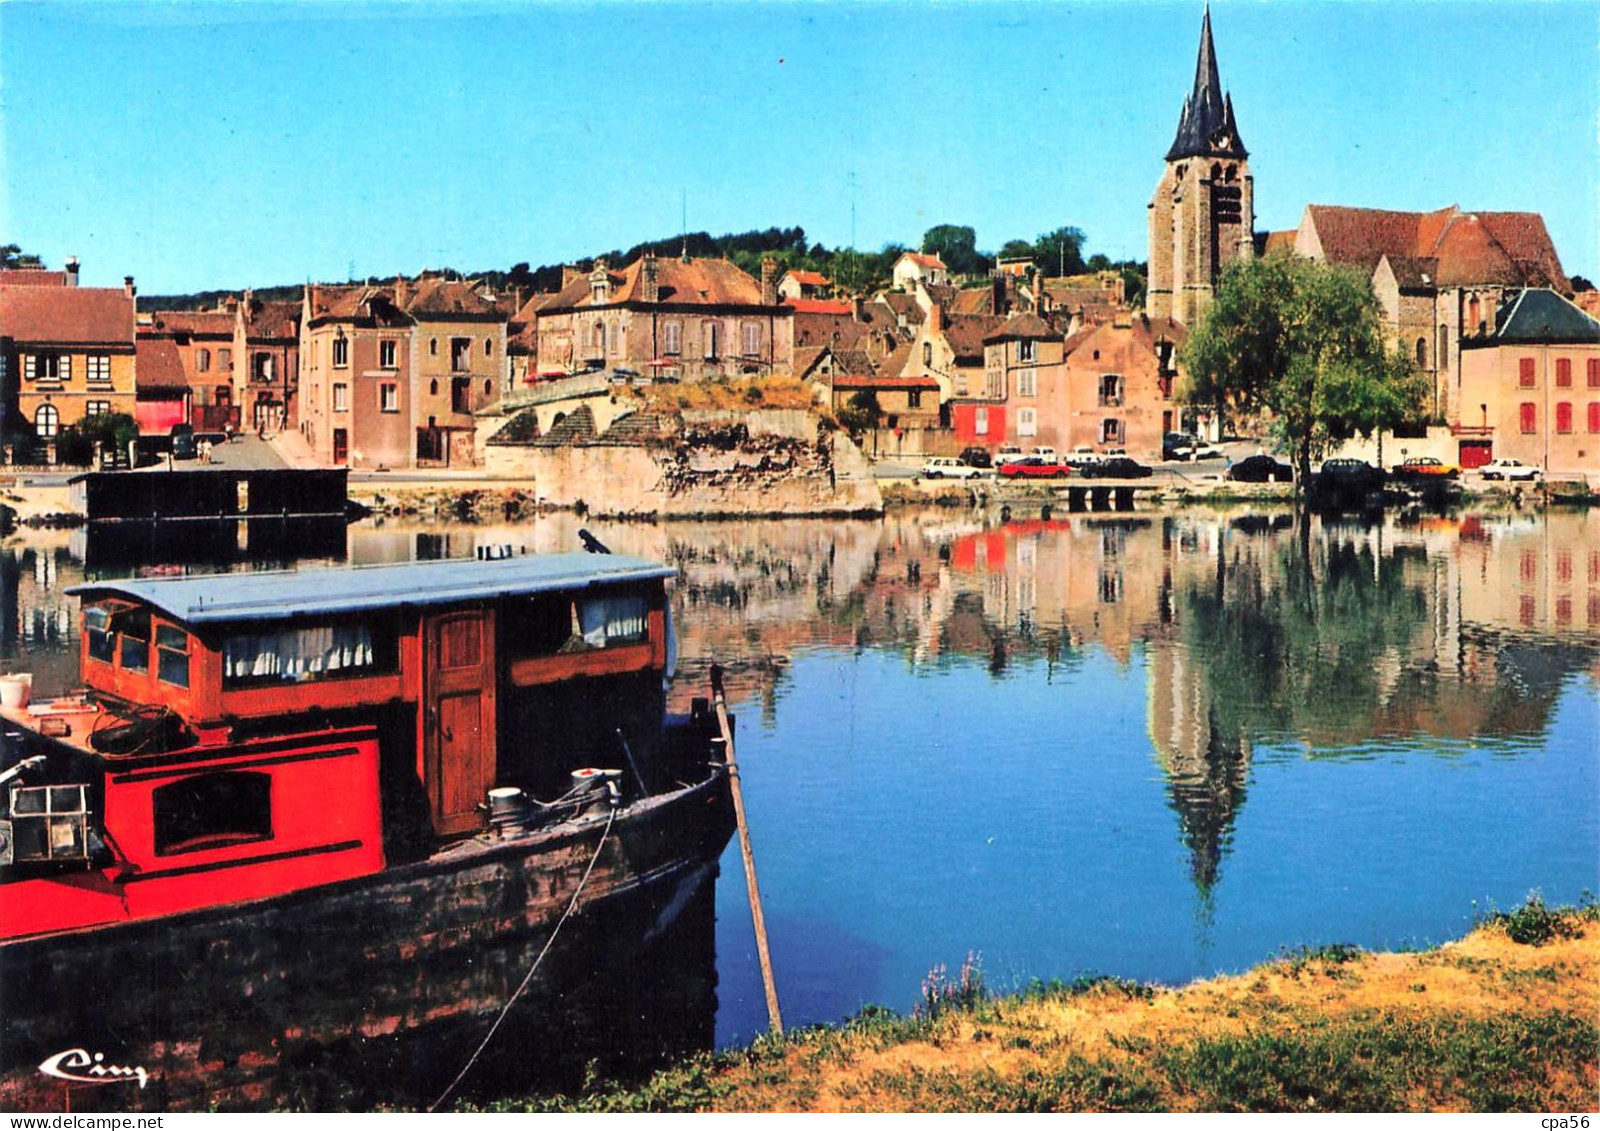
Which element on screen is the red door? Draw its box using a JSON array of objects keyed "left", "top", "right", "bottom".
[
  {"left": 422, "top": 609, "right": 497, "bottom": 836},
  {"left": 332, "top": 428, "right": 348, "bottom": 464},
  {"left": 1458, "top": 440, "right": 1492, "bottom": 469}
]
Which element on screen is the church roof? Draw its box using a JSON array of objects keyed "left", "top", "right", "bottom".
[
  {"left": 1306, "top": 205, "right": 1569, "bottom": 291},
  {"left": 1166, "top": 7, "right": 1248, "bottom": 162}
]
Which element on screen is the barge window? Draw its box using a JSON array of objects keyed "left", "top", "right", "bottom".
[
  {"left": 579, "top": 594, "right": 648, "bottom": 647},
  {"left": 152, "top": 772, "right": 272, "bottom": 855},
  {"left": 222, "top": 623, "right": 395, "bottom": 686},
  {"left": 157, "top": 623, "right": 190, "bottom": 688},
  {"left": 118, "top": 608, "right": 151, "bottom": 673},
  {"left": 85, "top": 605, "right": 116, "bottom": 664}
]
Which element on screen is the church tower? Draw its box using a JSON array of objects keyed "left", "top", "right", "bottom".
[{"left": 1147, "top": 7, "right": 1254, "bottom": 325}]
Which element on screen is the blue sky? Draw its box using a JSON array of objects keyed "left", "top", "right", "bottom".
[{"left": 2, "top": 0, "right": 1594, "bottom": 295}]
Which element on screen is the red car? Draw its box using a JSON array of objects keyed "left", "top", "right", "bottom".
[{"left": 999, "top": 456, "right": 1073, "bottom": 479}]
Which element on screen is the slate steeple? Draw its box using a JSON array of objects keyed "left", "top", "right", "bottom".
[{"left": 1165, "top": 6, "right": 1247, "bottom": 161}]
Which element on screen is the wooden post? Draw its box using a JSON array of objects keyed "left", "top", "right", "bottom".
[{"left": 710, "top": 664, "right": 783, "bottom": 1037}]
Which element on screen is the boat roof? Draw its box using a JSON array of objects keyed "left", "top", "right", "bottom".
[{"left": 66, "top": 553, "right": 675, "bottom": 625}]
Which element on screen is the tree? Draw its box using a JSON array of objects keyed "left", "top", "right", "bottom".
[
  {"left": 1178, "top": 254, "right": 1428, "bottom": 486},
  {"left": 835, "top": 389, "right": 883, "bottom": 439},
  {"left": 997, "top": 239, "right": 1037, "bottom": 262},
  {"left": 1, "top": 244, "right": 43, "bottom": 270},
  {"left": 920, "top": 225, "right": 988, "bottom": 277},
  {"left": 1571, "top": 275, "right": 1594, "bottom": 293},
  {"left": 1035, "top": 227, "right": 1087, "bottom": 277}
]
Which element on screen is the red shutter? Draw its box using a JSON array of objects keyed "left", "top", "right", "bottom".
[
  {"left": 1588, "top": 402, "right": 1600, "bottom": 433},
  {"left": 1555, "top": 402, "right": 1573, "bottom": 433},
  {"left": 1520, "top": 402, "right": 1537, "bottom": 433},
  {"left": 1556, "top": 358, "right": 1572, "bottom": 387},
  {"left": 1588, "top": 358, "right": 1600, "bottom": 388},
  {"left": 1518, "top": 358, "right": 1536, "bottom": 387}
]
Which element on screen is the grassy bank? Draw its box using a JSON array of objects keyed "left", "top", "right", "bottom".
[{"left": 467, "top": 899, "right": 1598, "bottom": 1113}]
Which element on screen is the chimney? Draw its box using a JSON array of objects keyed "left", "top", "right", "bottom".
[
  {"left": 65, "top": 257, "right": 80, "bottom": 286},
  {"left": 852, "top": 293, "right": 866, "bottom": 323},
  {"left": 993, "top": 272, "right": 1007, "bottom": 316},
  {"left": 760, "top": 257, "right": 778, "bottom": 306},
  {"left": 641, "top": 254, "right": 660, "bottom": 304},
  {"left": 928, "top": 303, "right": 943, "bottom": 335},
  {"left": 123, "top": 276, "right": 136, "bottom": 298},
  {"left": 394, "top": 274, "right": 409, "bottom": 308}
]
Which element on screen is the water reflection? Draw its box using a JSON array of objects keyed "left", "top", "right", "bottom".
[{"left": 5, "top": 505, "right": 1597, "bottom": 1051}]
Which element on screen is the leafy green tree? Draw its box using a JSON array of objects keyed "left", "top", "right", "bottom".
[
  {"left": 1178, "top": 255, "right": 1428, "bottom": 485},
  {"left": 1035, "top": 226, "right": 1087, "bottom": 277},
  {"left": 920, "top": 225, "right": 988, "bottom": 278},
  {"left": 997, "top": 239, "right": 1037, "bottom": 262},
  {"left": 0, "top": 244, "right": 43, "bottom": 270},
  {"left": 835, "top": 390, "right": 883, "bottom": 438}
]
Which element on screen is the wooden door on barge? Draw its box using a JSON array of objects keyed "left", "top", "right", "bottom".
[{"left": 421, "top": 608, "right": 497, "bottom": 835}]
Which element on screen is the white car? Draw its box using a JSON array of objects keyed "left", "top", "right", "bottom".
[
  {"left": 993, "top": 445, "right": 1027, "bottom": 465},
  {"left": 1029, "top": 446, "right": 1058, "bottom": 462},
  {"left": 1172, "top": 442, "right": 1223, "bottom": 461},
  {"left": 1479, "top": 458, "right": 1542, "bottom": 482},
  {"left": 920, "top": 457, "right": 989, "bottom": 480}
]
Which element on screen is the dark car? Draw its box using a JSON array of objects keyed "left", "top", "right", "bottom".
[
  {"left": 957, "top": 446, "right": 993, "bottom": 469},
  {"left": 169, "top": 424, "right": 197, "bottom": 460},
  {"left": 1081, "top": 457, "right": 1153, "bottom": 479},
  {"left": 1317, "top": 458, "right": 1385, "bottom": 491},
  {"left": 1227, "top": 454, "right": 1294, "bottom": 483},
  {"left": 998, "top": 456, "right": 1072, "bottom": 479}
]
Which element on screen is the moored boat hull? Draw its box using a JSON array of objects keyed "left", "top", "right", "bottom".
[{"left": 0, "top": 768, "right": 734, "bottom": 1112}]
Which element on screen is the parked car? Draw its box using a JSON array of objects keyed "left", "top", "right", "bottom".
[
  {"left": 1227, "top": 454, "right": 1294, "bottom": 483},
  {"left": 1080, "top": 457, "right": 1153, "bottom": 479},
  {"left": 998, "top": 456, "right": 1073, "bottom": 479},
  {"left": 1391, "top": 456, "right": 1460, "bottom": 481},
  {"left": 1316, "top": 458, "right": 1386, "bottom": 492},
  {"left": 1478, "top": 458, "right": 1542, "bottom": 482},
  {"left": 1162, "top": 431, "right": 1197, "bottom": 461},
  {"left": 1029, "top": 446, "right": 1058, "bottom": 462},
  {"left": 957, "top": 446, "right": 993, "bottom": 469},
  {"left": 993, "top": 444, "right": 1027, "bottom": 465},
  {"left": 920, "top": 456, "right": 989, "bottom": 480},
  {"left": 169, "top": 423, "right": 197, "bottom": 461},
  {"left": 1064, "top": 446, "right": 1103, "bottom": 469},
  {"left": 1170, "top": 441, "right": 1223, "bottom": 461}
]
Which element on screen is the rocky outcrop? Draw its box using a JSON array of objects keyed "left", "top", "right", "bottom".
[{"left": 484, "top": 407, "right": 881, "bottom": 517}]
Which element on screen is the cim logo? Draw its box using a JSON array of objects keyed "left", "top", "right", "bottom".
[{"left": 38, "top": 1048, "right": 150, "bottom": 1089}]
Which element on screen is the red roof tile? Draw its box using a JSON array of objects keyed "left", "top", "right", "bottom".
[
  {"left": 400, "top": 276, "right": 502, "bottom": 318},
  {"left": 243, "top": 299, "right": 301, "bottom": 340},
  {"left": 544, "top": 256, "right": 768, "bottom": 310},
  {"left": 784, "top": 298, "right": 853, "bottom": 315},
  {"left": 832, "top": 374, "right": 939, "bottom": 391},
  {"left": 785, "top": 270, "right": 831, "bottom": 287},
  {"left": 149, "top": 310, "right": 234, "bottom": 338},
  {"left": 941, "top": 315, "right": 1008, "bottom": 362},
  {"left": 903, "top": 252, "right": 947, "bottom": 271},
  {"left": 1306, "top": 204, "right": 1567, "bottom": 290},
  {"left": 984, "top": 312, "right": 1059, "bottom": 343},
  {"left": 0, "top": 270, "right": 72, "bottom": 287},
  {"left": 135, "top": 336, "right": 188, "bottom": 389},
  {"left": 0, "top": 286, "right": 135, "bottom": 345}
]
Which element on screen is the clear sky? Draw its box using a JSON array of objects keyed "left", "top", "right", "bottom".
[{"left": 2, "top": 0, "right": 1595, "bottom": 296}]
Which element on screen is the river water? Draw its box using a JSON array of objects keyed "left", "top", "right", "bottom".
[{"left": 4, "top": 504, "right": 1597, "bottom": 1055}]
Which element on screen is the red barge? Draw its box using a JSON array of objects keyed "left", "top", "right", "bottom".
[{"left": 0, "top": 552, "right": 736, "bottom": 1110}]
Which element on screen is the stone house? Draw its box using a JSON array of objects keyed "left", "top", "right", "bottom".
[
  {"left": 1457, "top": 289, "right": 1600, "bottom": 479},
  {"left": 398, "top": 276, "right": 507, "bottom": 467},
  {"left": 533, "top": 254, "right": 793, "bottom": 383},
  {"left": 891, "top": 252, "right": 949, "bottom": 292},
  {"left": 234, "top": 292, "right": 301, "bottom": 434},
  {"left": 980, "top": 313, "right": 1064, "bottom": 449},
  {"left": 1, "top": 271, "right": 137, "bottom": 446},
  {"left": 1279, "top": 204, "right": 1569, "bottom": 421},
  {"left": 1055, "top": 315, "right": 1186, "bottom": 459}
]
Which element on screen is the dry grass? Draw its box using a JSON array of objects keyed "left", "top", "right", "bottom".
[{"left": 485, "top": 906, "right": 1600, "bottom": 1113}]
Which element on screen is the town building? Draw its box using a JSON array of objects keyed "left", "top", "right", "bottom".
[
  {"left": 980, "top": 313, "right": 1064, "bottom": 449},
  {"left": 533, "top": 254, "right": 793, "bottom": 383},
  {"left": 1, "top": 270, "right": 137, "bottom": 448},
  {"left": 1057, "top": 316, "right": 1186, "bottom": 457},
  {"left": 1146, "top": 7, "right": 1254, "bottom": 326},
  {"left": 143, "top": 308, "right": 236, "bottom": 432},
  {"left": 1278, "top": 204, "right": 1569, "bottom": 421},
  {"left": 891, "top": 252, "right": 949, "bottom": 292},
  {"left": 1457, "top": 289, "right": 1600, "bottom": 478},
  {"left": 234, "top": 292, "right": 301, "bottom": 434},
  {"left": 777, "top": 269, "right": 832, "bottom": 301},
  {"left": 299, "top": 275, "right": 506, "bottom": 469}
]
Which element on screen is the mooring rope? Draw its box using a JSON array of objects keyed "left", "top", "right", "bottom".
[{"left": 428, "top": 801, "right": 619, "bottom": 1112}]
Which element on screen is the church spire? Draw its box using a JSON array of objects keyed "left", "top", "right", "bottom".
[{"left": 1166, "top": 6, "right": 1248, "bottom": 161}]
